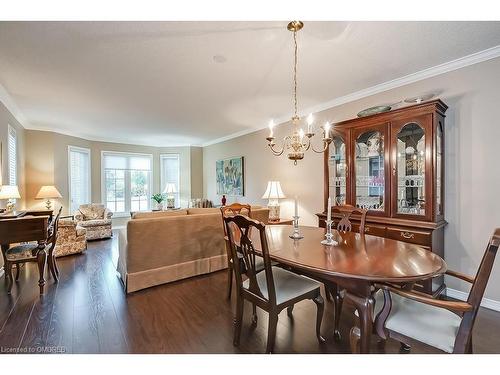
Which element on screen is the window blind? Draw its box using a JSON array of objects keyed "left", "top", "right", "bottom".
[
  {"left": 160, "top": 154, "right": 181, "bottom": 207},
  {"left": 69, "top": 147, "right": 91, "bottom": 213},
  {"left": 8, "top": 125, "right": 16, "bottom": 187}
]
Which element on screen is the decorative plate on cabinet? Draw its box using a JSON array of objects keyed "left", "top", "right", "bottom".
[
  {"left": 404, "top": 93, "right": 434, "bottom": 104},
  {"left": 357, "top": 105, "right": 391, "bottom": 117}
]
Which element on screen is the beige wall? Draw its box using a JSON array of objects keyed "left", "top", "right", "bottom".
[
  {"left": 190, "top": 146, "right": 204, "bottom": 199},
  {"left": 204, "top": 57, "right": 500, "bottom": 302},
  {"left": 1, "top": 102, "right": 27, "bottom": 270},
  {"left": 25, "top": 131, "right": 202, "bottom": 217}
]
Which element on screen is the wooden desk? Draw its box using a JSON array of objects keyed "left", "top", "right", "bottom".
[{"left": 251, "top": 225, "right": 446, "bottom": 353}]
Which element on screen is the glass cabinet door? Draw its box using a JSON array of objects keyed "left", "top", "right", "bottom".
[
  {"left": 436, "top": 120, "right": 444, "bottom": 217},
  {"left": 395, "top": 123, "right": 426, "bottom": 215},
  {"left": 354, "top": 129, "right": 385, "bottom": 211},
  {"left": 328, "top": 135, "right": 347, "bottom": 206}
]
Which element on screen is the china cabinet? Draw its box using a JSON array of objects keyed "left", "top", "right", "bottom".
[{"left": 317, "top": 99, "right": 447, "bottom": 295}]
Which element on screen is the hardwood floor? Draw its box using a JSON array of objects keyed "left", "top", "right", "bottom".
[{"left": 1, "top": 232, "right": 500, "bottom": 354}]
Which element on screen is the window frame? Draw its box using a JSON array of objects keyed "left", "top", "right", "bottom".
[
  {"left": 68, "top": 145, "right": 92, "bottom": 214},
  {"left": 101, "top": 150, "right": 153, "bottom": 217},
  {"left": 160, "top": 153, "right": 181, "bottom": 208}
]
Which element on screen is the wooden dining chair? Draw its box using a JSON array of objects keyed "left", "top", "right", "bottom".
[
  {"left": 220, "top": 203, "right": 253, "bottom": 300},
  {"left": 4, "top": 207, "right": 62, "bottom": 295},
  {"left": 224, "top": 214, "right": 326, "bottom": 353},
  {"left": 325, "top": 204, "right": 368, "bottom": 339},
  {"left": 351, "top": 228, "right": 500, "bottom": 354}
]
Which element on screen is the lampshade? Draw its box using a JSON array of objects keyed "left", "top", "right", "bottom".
[
  {"left": 0, "top": 185, "right": 21, "bottom": 200},
  {"left": 262, "top": 181, "right": 286, "bottom": 199},
  {"left": 163, "top": 183, "right": 177, "bottom": 194},
  {"left": 35, "top": 185, "right": 62, "bottom": 199}
]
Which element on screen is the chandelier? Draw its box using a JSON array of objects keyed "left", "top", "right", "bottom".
[{"left": 266, "top": 21, "right": 332, "bottom": 165}]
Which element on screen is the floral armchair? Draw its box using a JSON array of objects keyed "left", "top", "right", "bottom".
[
  {"left": 74, "top": 203, "right": 113, "bottom": 240},
  {"left": 54, "top": 218, "right": 87, "bottom": 257}
]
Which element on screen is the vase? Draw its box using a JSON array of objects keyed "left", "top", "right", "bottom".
[{"left": 156, "top": 202, "right": 164, "bottom": 211}]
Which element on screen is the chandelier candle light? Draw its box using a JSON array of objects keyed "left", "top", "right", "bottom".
[
  {"left": 321, "top": 197, "right": 338, "bottom": 246},
  {"left": 289, "top": 196, "right": 303, "bottom": 240},
  {"left": 266, "top": 21, "right": 332, "bottom": 165}
]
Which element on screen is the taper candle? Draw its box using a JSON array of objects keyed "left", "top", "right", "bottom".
[
  {"left": 327, "top": 197, "right": 331, "bottom": 222},
  {"left": 294, "top": 196, "right": 298, "bottom": 217}
]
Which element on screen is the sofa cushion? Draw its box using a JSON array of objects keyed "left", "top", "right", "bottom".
[
  {"left": 79, "top": 204, "right": 105, "bottom": 220},
  {"left": 132, "top": 210, "right": 188, "bottom": 219},
  {"left": 78, "top": 218, "right": 112, "bottom": 228},
  {"left": 187, "top": 208, "right": 221, "bottom": 215}
]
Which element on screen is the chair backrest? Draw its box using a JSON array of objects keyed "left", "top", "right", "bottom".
[
  {"left": 455, "top": 228, "right": 500, "bottom": 351},
  {"left": 224, "top": 214, "right": 276, "bottom": 304},
  {"left": 47, "top": 207, "right": 62, "bottom": 251},
  {"left": 332, "top": 204, "right": 367, "bottom": 234},
  {"left": 220, "top": 203, "right": 252, "bottom": 237}
]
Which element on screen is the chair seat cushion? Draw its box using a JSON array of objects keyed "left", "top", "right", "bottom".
[
  {"left": 76, "top": 226, "right": 87, "bottom": 237},
  {"left": 373, "top": 290, "right": 462, "bottom": 353},
  {"left": 243, "top": 266, "right": 320, "bottom": 305},
  {"left": 5, "top": 243, "right": 42, "bottom": 261},
  {"left": 79, "top": 218, "right": 111, "bottom": 227}
]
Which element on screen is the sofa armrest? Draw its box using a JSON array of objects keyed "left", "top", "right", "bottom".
[
  {"left": 105, "top": 208, "right": 113, "bottom": 219},
  {"left": 59, "top": 218, "right": 77, "bottom": 228},
  {"left": 74, "top": 211, "right": 84, "bottom": 221}
]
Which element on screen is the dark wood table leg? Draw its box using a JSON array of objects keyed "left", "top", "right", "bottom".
[
  {"left": 346, "top": 291, "right": 375, "bottom": 354},
  {"left": 37, "top": 248, "right": 47, "bottom": 294}
]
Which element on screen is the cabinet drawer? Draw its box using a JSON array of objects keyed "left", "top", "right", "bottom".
[
  {"left": 386, "top": 227, "right": 432, "bottom": 246},
  {"left": 352, "top": 223, "right": 386, "bottom": 237}
]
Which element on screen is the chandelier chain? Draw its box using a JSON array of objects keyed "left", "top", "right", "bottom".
[{"left": 293, "top": 29, "right": 298, "bottom": 119}]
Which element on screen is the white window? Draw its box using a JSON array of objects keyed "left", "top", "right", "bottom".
[
  {"left": 8, "top": 125, "right": 17, "bottom": 187},
  {"left": 102, "top": 151, "right": 152, "bottom": 215},
  {"left": 160, "top": 154, "right": 180, "bottom": 207},
  {"left": 68, "top": 146, "right": 91, "bottom": 213}
]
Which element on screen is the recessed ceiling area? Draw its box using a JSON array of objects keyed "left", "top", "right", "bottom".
[{"left": 1, "top": 21, "right": 500, "bottom": 146}]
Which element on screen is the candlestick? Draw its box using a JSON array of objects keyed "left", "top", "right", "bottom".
[
  {"left": 321, "top": 219, "right": 338, "bottom": 246},
  {"left": 289, "top": 215, "right": 304, "bottom": 240}
]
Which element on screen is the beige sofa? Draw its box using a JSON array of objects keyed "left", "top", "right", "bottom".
[{"left": 118, "top": 206, "right": 269, "bottom": 293}]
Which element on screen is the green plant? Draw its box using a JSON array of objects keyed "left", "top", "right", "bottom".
[{"left": 151, "top": 193, "right": 165, "bottom": 204}]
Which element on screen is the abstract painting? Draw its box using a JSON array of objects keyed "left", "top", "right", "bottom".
[{"left": 216, "top": 156, "right": 244, "bottom": 196}]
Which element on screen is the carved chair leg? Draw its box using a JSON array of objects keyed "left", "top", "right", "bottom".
[
  {"left": 266, "top": 312, "right": 279, "bottom": 353},
  {"left": 324, "top": 283, "right": 332, "bottom": 302},
  {"left": 400, "top": 342, "right": 411, "bottom": 352},
  {"left": 6, "top": 262, "right": 14, "bottom": 294},
  {"left": 350, "top": 326, "right": 361, "bottom": 354},
  {"left": 53, "top": 255, "right": 60, "bottom": 277},
  {"left": 49, "top": 255, "right": 59, "bottom": 282},
  {"left": 252, "top": 304, "right": 258, "bottom": 325},
  {"left": 226, "top": 266, "right": 233, "bottom": 300},
  {"left": 37, "top": 249, "right": 47, "bottom": 295},
  {"left": 313, "top": 294, "right": 326, "bottom": 343},
  {"left": 15, "top": 263, "right": 21, "bottom": 281},
  {"left": 233, "top": 295, "right": 244, "bottom": 346},
  {"left": 286, "top": 305, "right": 294, "bottom": 317}
]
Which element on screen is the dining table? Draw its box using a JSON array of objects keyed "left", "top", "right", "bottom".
[{"left": 250, "top": 224, "right": 447, "bottom": 354}]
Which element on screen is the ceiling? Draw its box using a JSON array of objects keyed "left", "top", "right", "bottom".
[{"left": 1, "top": 21, "right": 500, "bottom": 146}]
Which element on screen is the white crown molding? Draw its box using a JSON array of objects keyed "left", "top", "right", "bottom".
[
  {"left": 203, "top": 44, "right": 500, "bottom": 147},
  {"left": 447, "top": 288, "right": 500, "bottom": 312},
  {"left": 0, "top": 83, "right": 30, "bottom": 128}
]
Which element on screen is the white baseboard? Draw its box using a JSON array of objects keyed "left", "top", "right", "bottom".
[{"left": 446, "top": 288, "right": 500, "bottom": 312}]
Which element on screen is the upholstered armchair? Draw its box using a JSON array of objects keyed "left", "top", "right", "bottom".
[
  {"left": 54, "top": 218, "right": 87, "bottom": 257},
  {"left": 75, "top": 203, "right": 113, "bottom": 240}
]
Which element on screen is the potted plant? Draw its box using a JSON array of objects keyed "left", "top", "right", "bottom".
[{"left": 152, "top": 193, "right": 166, "bottom": 211}]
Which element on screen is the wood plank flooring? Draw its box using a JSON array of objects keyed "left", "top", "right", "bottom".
[{"left": 1, "top": 232, "right": 500, "bottom": 354}]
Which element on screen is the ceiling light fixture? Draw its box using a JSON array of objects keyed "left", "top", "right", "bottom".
[{"left": 266, "top": 21, "right": 332, "bottom": 165}]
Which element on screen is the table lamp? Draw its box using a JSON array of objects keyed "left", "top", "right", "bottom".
[
  {"left": 35, "top": 185, "right": 62, "bottom": 210},
  {"left": 0, "top": 185, "right": 21, "bottom": 212},
  {"left": 262, "top": 181, "right": 286, "bottom": 222},
  {"left": 163, "top": 183, "right": 177, "bottom": 209}
]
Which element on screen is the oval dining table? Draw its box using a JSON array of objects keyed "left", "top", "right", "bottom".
[{"left": 250, "top": 224, "right": 447, "bottom": 354}]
